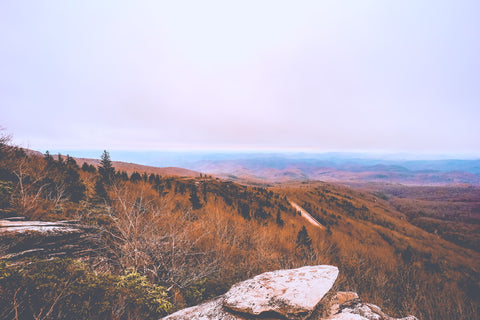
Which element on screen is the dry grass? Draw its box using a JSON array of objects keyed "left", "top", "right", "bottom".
[{"left": 1, "top": 150, "right": 479, "bottom": 319}]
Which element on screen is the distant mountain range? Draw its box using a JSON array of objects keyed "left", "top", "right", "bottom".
[
  {"left": 39, "top": 150, "right": 480, "bottom": 185},
  {"left": 185, "top": 156, "right": 480, "bottom": 185}
]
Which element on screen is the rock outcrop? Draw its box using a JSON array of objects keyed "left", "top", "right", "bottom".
[
  {"left": 162, "top": 265, "right": 417, "bottom": 320},
  {"left": 325, "top": 292, "right": 417, "bottom": 320},
  {"left": 161, "top": 297, "right": 241, "bottom": 320},
  {"left": 0, "top": 219, "right": 83, "bottom": 233},
  {"left": 224, "top": 265, "right": 338, "bottom": 319},
  {"left": 0, "top": 219, "right": 100, "bottom": 261}
]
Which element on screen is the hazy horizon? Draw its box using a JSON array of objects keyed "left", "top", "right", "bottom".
[
  {"left": 2, "top": 1, "right": 479, "bottom": 154},
  {"left": 36, "top": 149, "right": 480, "bottom": 168}
]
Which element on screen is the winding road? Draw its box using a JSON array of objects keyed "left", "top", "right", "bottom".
[{"left": 289, "top": 201, "right": 326, "bottom": 230}]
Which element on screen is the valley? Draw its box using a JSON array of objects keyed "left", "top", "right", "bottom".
[
  {"left": 347, "top": 183, "right": 480, "bottom": 253},
  {"left": 0, "top": 145, "right": 479, "bottom": 320},
  {"left": 3, "top": 1, "right": 478, "bottom": 318},
  {"left": 183, "top": 154, "right": 480, "bottom": 186}
]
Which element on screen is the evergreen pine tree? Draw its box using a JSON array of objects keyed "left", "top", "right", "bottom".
[
  {"left": 202, "top": 182, "right": 207, "bottom": 203},
  {"left": 254, "top": 207, "right": 270, "bottom": 220},
  {"left": 98, "top": 150, "right": 115, "bottom": 184},
  {"left": 57, "top": 153, "right": 64, "bottom": 168},
  {"left": 148, "top": 173, "right": 156, "bottom": 184},
  {"left": 296, "top": 226, "right": 312, "bottom": 249},
  {"left": 94, "top": 179, "right": 108, "bottom": 201},
  {"left": 119, "top": 171, "right": 129, "bottom": 181},
  {"left": 81, "top": 162, "right": 90, "bottom": 171},
  {"left": 189, "top": 186, "right": 203, "bottom": 210},
  {"left": 130, "top": 171, "right": 142, "bottom": 182},
  {"left": 238, "top": 201, "right": 251, "bottom": 220},
  {"left": 276, "top": 210, "right": 284, "bottom": 227},
  {"left": 64, "top": 160, "right": 85, "bottom": 202},
  {"left": 65, "top": 155, "right": 79, "bottom": 169},
  {"left": 44, "top": 151, "right": 54, "bottom": 166},
  {"left": 82, "top": 163, "right": 96, "bottom": 173}
]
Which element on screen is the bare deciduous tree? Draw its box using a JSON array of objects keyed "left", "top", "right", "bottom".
[
  {"left": 100, "top": 181, "right": 220, "bottom": 291},
  {"left": 0, "top": 126, "right": 12, "bottom": 148},
  {"left": 12, "top": 156, "right": 49, "bottom": 216},
  {"left": 45, "top": 180, "right": 67, "bottom": 207}
]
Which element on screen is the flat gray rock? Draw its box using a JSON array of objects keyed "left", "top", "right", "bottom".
[
  {"left": 162, "top": 297, "right": 245, "bottom": 320},
  {"left": 0, "top": 220, "right": 81, "bottom": 233},
  {"left": 223, "top": 265, "right": 339, "bottom": 319},
  {"left": 328, "top": 303, "right": 418, "bottom": 320}
]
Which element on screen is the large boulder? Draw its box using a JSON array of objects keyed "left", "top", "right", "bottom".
[
  {"left": 161, "top": 265, "right": 417, "bottom": 320},
  {"left": 223, "top": 265, "right": 338, "bottom": 319}
]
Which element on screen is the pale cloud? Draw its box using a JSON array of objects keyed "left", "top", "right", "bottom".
[{"left": 1, "top": 0, "right": 479, "bottom": 154}]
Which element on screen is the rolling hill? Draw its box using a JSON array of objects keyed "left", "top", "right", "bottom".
[
  {"left": 185, "top": 154, "right": 480, "bottom": 185},
  {"left": 1, "top": 146, "right": 479, "bottom": 319}
]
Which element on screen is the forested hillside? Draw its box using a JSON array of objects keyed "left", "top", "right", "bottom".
[{"left": 0, "top": 138, "right": 479, "bottom": 319}]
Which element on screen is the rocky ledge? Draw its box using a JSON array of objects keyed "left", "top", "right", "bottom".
[
  {"left": 162, "top": 265, "right": 417, "bottom": 320},
  {"left": 0, "top": 219, "right": 100, "bottom": 261}
]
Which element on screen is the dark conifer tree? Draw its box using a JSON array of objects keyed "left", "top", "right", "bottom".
[
  {"left": 81, "top": 162, "right": 90, "bottom": 172},
  {"left": 238, "top": 201, "right": 251, "bottom": 220},
  {"left": 98, "top": 150, "right": 115, "bottom": 184},
  {"left": 44, "top": 151, "right": 54, "bottom": 168},
  {"left": 119, "top": 171, "right": 129, "bottom": 181},
  {"left": 148, "top": 173, "right": 156, "bottom": 184},
  {"left": 177, "top": 183, "right": 186, "bottom": 195},
  {"left": 130, "top": 171, "right": 142, "bottom": 182},
  {"left": 94, "top": 179, "right": 108, "bottom": 201},
  {"left": 254, "top": 207, "right": 269, "bottom": 220},
  {"left": 65, "top": 155, "right": 79, "bottom": 169},
  {"left": 81, "top": 163, "right": 97, "bottom": 173},
  {"left": 64, "top": 161, "right": 85, "bottom": 202},
  {"left": 57, "top": 153, "right": 64, "bottom": 168},
  {"left": 276, "top": 210, "right": 284, "bottom": 227},
  {"left": 202, "top": 182, "right": 208, "bottom": 203},
  {"left": 296, "top": 226, "right": 312, "bottom": 249},
  {"left": 189, "top": 186, "right": 203, "bottom": 210}
]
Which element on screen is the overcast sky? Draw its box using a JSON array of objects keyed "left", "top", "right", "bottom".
[{"left": 1, "top": 0, "right": 479, "bottom": 155}]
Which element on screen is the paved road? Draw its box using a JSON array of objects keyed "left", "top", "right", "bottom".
[{"left": 289, "top": 201, "right": 326, "bottom": 229}]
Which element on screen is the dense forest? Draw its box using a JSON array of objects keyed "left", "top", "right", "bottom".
[{"left": 0, "top": 134, "right": 479, "bottom": 320}]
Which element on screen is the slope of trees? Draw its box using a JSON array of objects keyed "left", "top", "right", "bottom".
[
  {"left": 1, "top": 139, "right": 479, "bottom": 319},
  {"left": 276, "top": 182, "right": 480, "bottom": 320}
]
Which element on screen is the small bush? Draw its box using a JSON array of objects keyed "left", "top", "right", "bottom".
[{"left": 0, "top": 258, "right": 171, "bottom": 320}]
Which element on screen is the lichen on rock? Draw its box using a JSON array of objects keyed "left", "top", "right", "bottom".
[
  {"left": 223, "top": 265, "right": 339, "bottom": 319},
  {"left": 161, "top": 265, "right": 417, "bottom": 320}
]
